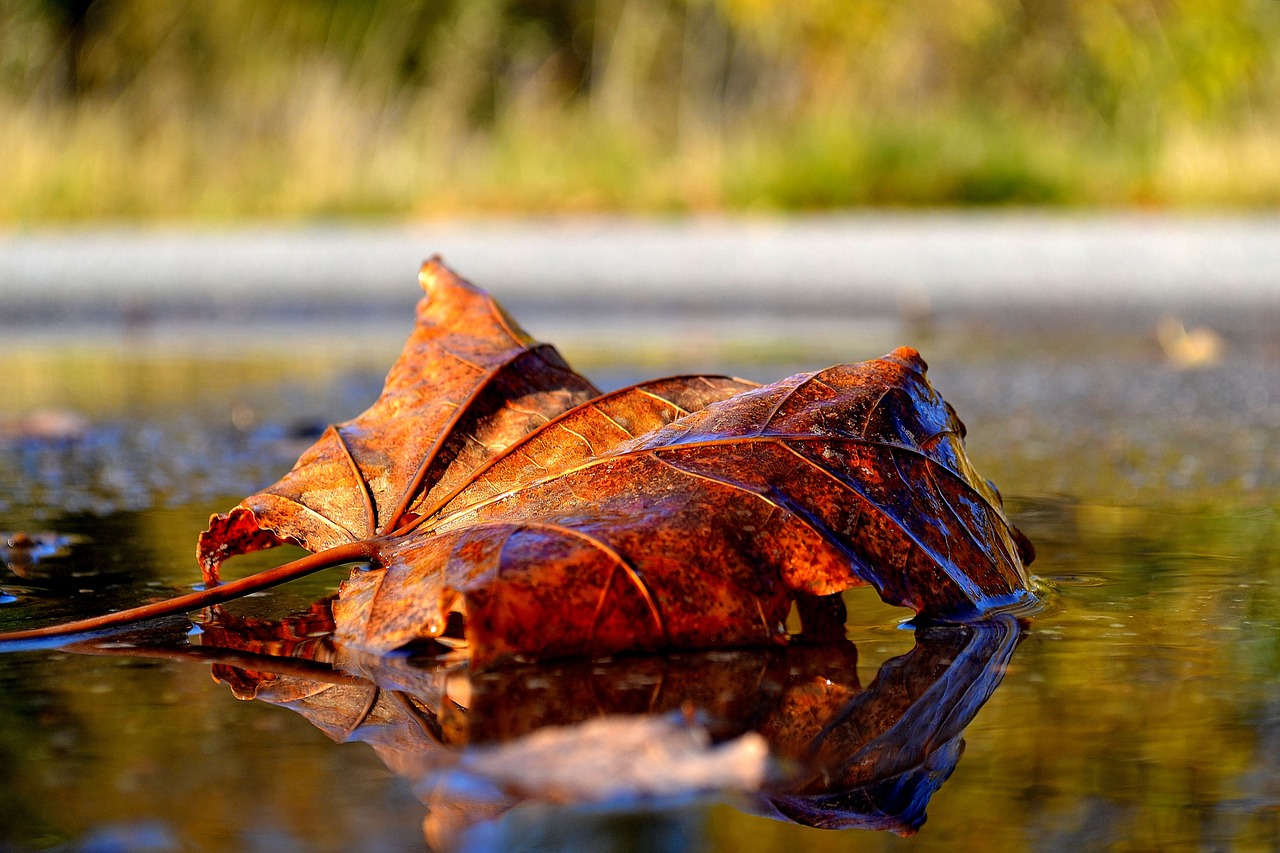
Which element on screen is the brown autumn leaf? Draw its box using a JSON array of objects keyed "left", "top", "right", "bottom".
[{"left": 187, "top": 257, "right": 1035, "bottom": 668}]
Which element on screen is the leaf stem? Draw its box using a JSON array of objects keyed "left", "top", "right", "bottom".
[{"left": 0, "top": 540, "right": 380, "bottom": 647}]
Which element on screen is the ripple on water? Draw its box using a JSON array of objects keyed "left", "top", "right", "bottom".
[{"left": 1041, "top": 574, "right": 1110, "bottom": 588}]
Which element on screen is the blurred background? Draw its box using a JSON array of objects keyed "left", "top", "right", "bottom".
[
  {"left": 3, "top": 7, "right": 1280, "bottom": 852},
  {"left": 3, "top": 0, "right": 1280, "bottom": 221}
]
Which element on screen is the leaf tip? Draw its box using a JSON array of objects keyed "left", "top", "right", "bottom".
[
  {"left": 418, "top": 255, "right": 472, "bottom": 297},
  {"left": 197, "top": 506, "right": 287, "bottom": 586},
  {"left": 882, "top": 346, "right": 928, "bottom": 375}
]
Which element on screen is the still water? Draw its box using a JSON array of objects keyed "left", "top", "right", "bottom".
[{"left": 0, "top": 305, "right": 1277, "bottom": 852}]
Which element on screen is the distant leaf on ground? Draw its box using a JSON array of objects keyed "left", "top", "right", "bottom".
[{"left": 1, "top": 531, "right": 85, "bottom": 580}]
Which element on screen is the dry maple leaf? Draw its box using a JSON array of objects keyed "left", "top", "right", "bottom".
[{"left": 0, "top": 258, "right": 1034, "bottom": 665}]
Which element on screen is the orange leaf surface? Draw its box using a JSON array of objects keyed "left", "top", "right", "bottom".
[{"left": 190, "top": 259, "right": 1035, "bottom": 667}]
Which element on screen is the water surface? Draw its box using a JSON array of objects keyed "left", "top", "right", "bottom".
[{"left": 1, "top": 306, "right": 1277, "bottom": 852}]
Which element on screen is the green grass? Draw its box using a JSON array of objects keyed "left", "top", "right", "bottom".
[{"left": 8, "top": 100, "right": 1279, "bottom": 222}]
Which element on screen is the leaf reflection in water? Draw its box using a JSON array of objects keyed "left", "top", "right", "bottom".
[{"left": 74, "top": 603, "right": 1021, "bottom": 850}]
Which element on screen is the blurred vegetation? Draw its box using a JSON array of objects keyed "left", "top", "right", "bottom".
[{"left": 2, "top": 0, "right": 1280, "bottom": 220}]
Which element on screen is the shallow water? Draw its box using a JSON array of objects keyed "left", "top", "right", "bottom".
[{"left": 1, "top": 306, "right": 1277, "bottom": 852}]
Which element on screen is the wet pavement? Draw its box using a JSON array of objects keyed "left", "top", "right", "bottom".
[{"left": 2, "top": 215, "right": 1278, "bottom": 325}]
